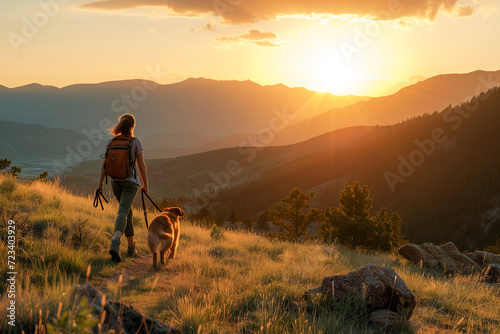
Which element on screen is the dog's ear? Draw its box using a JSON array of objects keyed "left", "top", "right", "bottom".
[{"left": 169, "top": 207, "right": 184, "bottom": 217}]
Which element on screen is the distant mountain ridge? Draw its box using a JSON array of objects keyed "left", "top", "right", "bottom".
[
  {"left": 2, "top": 70, "right": 499, "bottom": 161},
  {"left": 0, "top": 77, "right": 369, "bottom": 135},
  {"left": 0, "top": 77, "right": 371, "bottom": 161},
  {"left": 273, "top": 69, "right": 500, "bottom": 144},
  {"left": 0, "top": 120, "right": 94, "bottom": 160}
]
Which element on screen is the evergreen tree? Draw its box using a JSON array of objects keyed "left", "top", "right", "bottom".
[
  {"left": 372, "top": 208, "right": 391, "bottom": 250},
  {"left": 323, "top": 182, "right": 405, "bottom": 250},
  {"left": 0, "top": 159, "right": 10, "bottom": 171},
  {"left": 387, "top": 212, "right": 405, "bottom": 249},
  {"left": 266, "top": 187, "right": 321, "bottom": 241},
  {"left": 320, "top": 206, "right": 347, "bottom": 244},
  {"left": 0, "top": 158, "right": 22, "bottom": 178},
  {"left": 336, "top": 182, "right": 374, "bottom": 247},
  {"left": 339, "top": 182, "right": 372, "bottom": 220}
]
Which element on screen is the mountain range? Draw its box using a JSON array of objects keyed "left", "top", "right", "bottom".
[
  {"left": 273, "top": 70, "right": 500, "bottom": 144},
  {"left": 2, "top": 70, "right": 500, "bottom": 162}
]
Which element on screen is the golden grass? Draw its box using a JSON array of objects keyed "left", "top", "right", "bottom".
[{"left": 0, "top": 174, "right": 499, "bottom": 333}]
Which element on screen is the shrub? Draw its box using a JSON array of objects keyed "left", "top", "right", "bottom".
[
  {"left": 210, "top": 224, "right": 225, "bottom": 241},
  {"left": 0, "top": 177, "right": 17, "bottom": 195}
]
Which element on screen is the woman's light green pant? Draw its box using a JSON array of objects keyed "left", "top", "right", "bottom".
[{"left": 111, "top": 180, "right": 139, "bottom": 237}]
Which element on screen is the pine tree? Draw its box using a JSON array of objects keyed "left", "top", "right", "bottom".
[
  {"left": 0, "top": 158, "right": 22, "bottom": 178},
  {"left": 323, "top": 182, "right": 405, "bottom": 250},
  {"left": 372, "top": 208, "right": 391, "bottom": 250},
  {"left": 338, "top": 182, "right": 372, "bottom": 220},
  {"left": 387, "top": 212, "right": 405, "bottom": 249},
  {"left": 0, "top": 159, "right": 10, "bottom": 171},
  {"left": 336, "top": 182, "right": 374, "bottom": 247},
  {"left": 266, "top": 188, "right": 321, "bottom": 241},
  {"left": 320, "top": 206, "right": 347, "bottom": 244}
]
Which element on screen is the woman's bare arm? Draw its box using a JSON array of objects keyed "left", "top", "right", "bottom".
[
  {"left": 96, "top": 161, "right": 106, "bottom": 193},
  {"left": 136, "top": 151, "right": 148, "bottom": 193}
]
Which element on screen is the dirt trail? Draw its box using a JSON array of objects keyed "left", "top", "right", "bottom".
[{"left": 104, "top": 254, "right": 153, "bottom": 287}]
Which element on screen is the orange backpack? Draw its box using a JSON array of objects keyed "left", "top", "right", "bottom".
[{"left": 104, "top": 135, "right": 136, "bottom": 180}]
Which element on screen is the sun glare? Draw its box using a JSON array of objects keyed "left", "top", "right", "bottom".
[{"left": 309, "top": 53, "right": 358, "bottom": 95}]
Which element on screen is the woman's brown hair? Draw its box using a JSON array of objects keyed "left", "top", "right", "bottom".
[{"left": 110, "top": 114, "right": 135, "bottom": 136}]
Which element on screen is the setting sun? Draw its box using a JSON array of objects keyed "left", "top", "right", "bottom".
[{"left": 308, "top": 52, "right": 358, "bottom": 95}]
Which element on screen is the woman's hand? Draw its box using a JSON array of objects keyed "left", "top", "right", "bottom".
[
  {"left": 95, "top": 185, "right": 103, "bottom": 194},
  {"left": 140, "top": 185, "right": 148, "bottom": 193}
]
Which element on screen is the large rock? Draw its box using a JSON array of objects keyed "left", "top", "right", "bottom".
[
  {"left": 73, "top": 284, "right": 181, "bottom": 334},
  {"left": 482, "top": 264, "right": 500, "bottom": 284},
  {"left": 321, "top": 264, "right": 416, "bottom": 319},
  {"left": 466, "top": 250, "right": 500, "bottom": 266},
  {"left": 397, "top": 242, "right": 481, "bottom": 275}
]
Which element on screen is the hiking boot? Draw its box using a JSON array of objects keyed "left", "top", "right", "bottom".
[
  {"left": 127, "top": 242, "right": 137, "bottom": 258},
  {"left": 109, "top": 237, "right": 122, "bottom": 263}
]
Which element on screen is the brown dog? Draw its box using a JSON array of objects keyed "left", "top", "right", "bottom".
[{"left": 147, "top": 207, "right": 184, "bottom": 269}]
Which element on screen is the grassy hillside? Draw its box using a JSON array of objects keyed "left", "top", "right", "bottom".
[{"left": 1, "top": 175, "right": 499, "bottom": 333}]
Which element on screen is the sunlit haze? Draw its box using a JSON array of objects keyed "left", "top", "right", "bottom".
[{"left": 1, "top": 0, "right": 499, "bottom": 96}]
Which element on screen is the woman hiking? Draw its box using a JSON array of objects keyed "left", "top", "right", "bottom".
[{"left": 95, "top": 114, "right": 148, "bottom": 263}]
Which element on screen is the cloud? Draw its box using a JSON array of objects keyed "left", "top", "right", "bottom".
[
  {"left": 238, "top": 29, "right": 277, "bottom": 40},
  {"left": 216, "top": 29, "right": 282, "bottom": 47},
  {"left": 81, "top": 0, "right": 479, "bottom": 24},
  {"left": 255, "top": 40, "right": 281, "bottom": 47},
  {"left": 203, "top": 22, "right": 216, "bottom": 31},
  {"left": 454, "top": 5, "right": 474, "bottom": 17}
]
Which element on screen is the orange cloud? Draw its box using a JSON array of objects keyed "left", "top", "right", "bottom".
[
  {"left": 203, "top": 22, "right": 216, "bottom": 31},
  {"left": 454, "top": 5, "right": 474, "bottom": 17},
  {"left": 216, "top": 29, "right": 281, "bottom": 47},
  {"left": 255, "top": 40, "right": 280, "bottom": 47},
  {"left": 81, "top": 0, "right": 476, "bottom": 23}
]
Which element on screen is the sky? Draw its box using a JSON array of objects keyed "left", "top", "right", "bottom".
[{"left": 1, "top": 0, "right": 499, "bottom": 96}]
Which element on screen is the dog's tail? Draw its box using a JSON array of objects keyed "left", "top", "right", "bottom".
[
  {"left": 159, "top": 232, "right": 173, "bottom": 240},
  {"left": 147, "top": 230, "right": 173, "bottom": 253}
]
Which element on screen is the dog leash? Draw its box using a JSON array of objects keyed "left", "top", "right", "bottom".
[
  {"left": 93, "top": 190, "right": 108, "bottom": 211},
  {"left": 141, "top": 190, "right": 162, "bottom": 229}
]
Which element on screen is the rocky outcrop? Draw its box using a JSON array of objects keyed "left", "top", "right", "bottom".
[
  {"left": 466, "top": 251, "right": 500, "bottom": 284},
  {"left": 397, "top": 242, "right": 481, "bottom": 275},
  {"left": 397, "top": 242, "right": 500, "bottom": 285},
  {"left": 481, "top": 264, "right": 500, "bottom": 284},
  {"left": 320, "top": 264, "right": 416, "bottom": 318},
  {"left": 466, "top": 250, "right": 500, "bottom": 266},
  {"left": 73, "top": 284, "right": 181, "bottom": 334},
  {"left": 305, "top": 264, "right": 415, "bottom": 325}
]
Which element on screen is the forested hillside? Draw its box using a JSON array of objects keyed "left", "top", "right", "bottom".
[{"left": 201, "top": 88, "right": 500, "bottom": 250}]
